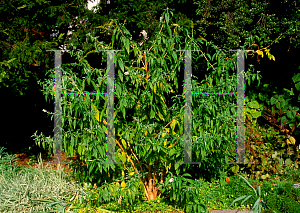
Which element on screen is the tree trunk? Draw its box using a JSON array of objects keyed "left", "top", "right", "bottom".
[{"left": 143, "top": 159, "right": 165, "bottom": 200}]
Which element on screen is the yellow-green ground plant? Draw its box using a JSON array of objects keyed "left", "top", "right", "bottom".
[{"left": 32, "top": 7, "right": 263, "bottom": 212}]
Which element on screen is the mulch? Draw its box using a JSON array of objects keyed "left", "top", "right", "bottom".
[{"left": 9, "top": 150, "right": 86, "bottom": 178}]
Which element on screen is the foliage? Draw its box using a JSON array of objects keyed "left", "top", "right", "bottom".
[
  {"left": 192, "top": 0, "right": 300, "bottom": 50},
  {"left": 228, "top": 175, "right": 275, "bottom": 213},
  {"left": 263, "top": 181, "right": 300, "bottom": 213},
  {"left": 1, "top": 0, "right": 300, "bottom": 211},
  {"left": 2, "top": 144, "right": 300, "bottom": 212},
  {"left": 93, "top": 0, "right": 202, "bottom": 50},
  {"left": 0, "top": 0, "right": 111, "bottom": 96},
  {"left": 0, "top": 147, "right": 85, "bottom": 212},
  {"left": 101, "top": 0, "right": 300, "bottom": 160},
  {"left": 0, "top": 147, "right": 20, "bottom": 178},
  {"left": 228, "top": 101, "right": 300, "bottom": 182},
  {"left": 191, "top": 0, "right": 300, "bottom": 128},
  {"left": 31, "top": 7, "right": 263, "bottom": 210}
]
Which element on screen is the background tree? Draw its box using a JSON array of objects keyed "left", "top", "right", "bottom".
[
  {"left": 0, "top": 0, "right": 109, "bottom": 153},
  {"left": 190, "top": 0, "right": 300, "bottom": 102}
]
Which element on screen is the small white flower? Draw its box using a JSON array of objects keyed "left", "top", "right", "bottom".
[
  {"left": 42, "top": 109, "right": 48, "bottom": 113},
  {"left": 124, "top": 72, "right": 129, "bottom": 75},
  {"left": 169, "top": 178, "right": 174, "bottom": 183}
]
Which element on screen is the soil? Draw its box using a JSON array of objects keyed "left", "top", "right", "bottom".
[{"left": 9, "top": 150, "right": 86, "bottom": 178}]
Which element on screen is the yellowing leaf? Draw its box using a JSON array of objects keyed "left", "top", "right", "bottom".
[
  {"left": 121, "top": 139, "right": 127, "bottom": 149},
  {"left": 58, "top": 33, "right": 65, "bottom": 41},
  {"left": 168, "top": 143, "right": 172, "bottom": 148},
  {"left": 154, "top": 82, "right": 157, "bottom": 94},
  {"left": 130, "top": 172, "right": 134, "bottom": 176},
  {"left": 272, "top": 55, "right": 275, "bottom": 61},
  {"left": 110, "top": 186, "right": 114, "bottom": 193},
  {"left": 94, "top": 105, "right": 100, "bottom": 122},
  {"left": 256, "top": 50, "right": 264, "bottom": 57},
  {"left": 122, "top": 170, "right": 125, "bottom": 177},
  {"left": 199, "top": 35, "right": 206, "bottom": 41},
  {"left": 162, "top": 132, "right": 166, "bottom": 138},
  {"left": 164, "top": 141, "right": 167, "bottom": 147},
  {"left": 166, "top": 162, "right": 171, "bottom": 173},
  {"left": 121, "top": 152, "right": 126, "bottom": 162},
  {"left": 121, "top": 181, "right": 126, "bottom": 188},
  {"left": 17, "top": 5, "right": 26, "bottom": 10},
  {"left": 160, "top": 95, "right": 165, "bottom": 103},
  {"left": 103, "top": 119, "right": 107, "bottom": 125},
  {"left": 170, "top": 119, "right": 177, "bottom": 135},
  {"left": 158, "top": 111, "right": 164, "bottom": 121},
  {"left": 286, "top": 136, "right": 296, "bottom": 145},
  {"left": 145, "top": 130, "right": 147, "bottom": 136}
]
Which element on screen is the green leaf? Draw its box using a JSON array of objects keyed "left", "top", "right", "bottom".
[
  {"left": 81, "top": 79, "right": 85, "bottom": 91},
  {"left": 119, "top": 58, "right": 124, "bottom": 72},
  {"left": 116, "top": 83, "right": 122, "bottom": 97},
  {"left": 238, "top": 175, "right": 257, "bottom": 195},
  {"left": 87, "top": 75, "right": 91, "bottom": 86},
  {"left": 125, "top": 38, "right": 129, "bottom": 55},
  {"left": 249, "top": 100, "right": 259, "bottom": 108},
  {"left": 285, "top": 158, "right": 292, "bottom": 166},
  {"left": 175, "top": 163, "right": 180, "bottom": 170},
  {"left": 165, "top": 11, "right": 169, "bottom": 24},
  {"left": 228, "top": 195, "right": 247, "bottom": 209},
  {"left": 295, "top": 82, "right": 300, "bottom": 91},
  {"left": 252, "top": 111, "right": 261, "bottom": 119},
  {"left": 270, "top": 96, "right": 278, "bottom": 105},
  {"left": 182, "top": 173, "right": 192, "bottom": 178},
  {"left": 111, "top": 28, "right": 117, "bottom": 48},
  {"left": 287, "top": 110, "right": 293, "bottom": 119},
  {"left": 150, "top": 106, "right": 155, "bottom": 119},
  {"left": 292, "top": 73, "right": 300, "bottom": 83},
  {"left": 252, "top": 198, "right": 260, "bottom": 211},
  {"left": 167, "top": 27, "right": 172, "bottom": 37},
  {"left": 231, "top": 165, "right": 239, "bottom": 174},
  {"left": 17, "top": 5, "right": 27, "bottom": 10},
  {"left": 169, "top": 149, "right": 176, "bottom": 157}
]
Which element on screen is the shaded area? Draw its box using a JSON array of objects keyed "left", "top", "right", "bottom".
[{"left": 0, "top": 74, "right": 53, "bottom": 156}]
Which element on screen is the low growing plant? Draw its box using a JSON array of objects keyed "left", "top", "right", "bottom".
[{"left": 228, "top": 174, "right": 276, "bottom": 213}]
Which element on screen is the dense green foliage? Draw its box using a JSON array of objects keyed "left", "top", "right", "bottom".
[
  {"left": 31, "top": 7, "right": 265, "bottom": 211},
  {"left": 1, "top": 0, "right": 300, "bottom": 211},
  {"left": 192, "top": 0, "right": 300, "bottom": 50}
]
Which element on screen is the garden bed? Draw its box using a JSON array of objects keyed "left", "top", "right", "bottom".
[{"left": 1, "top": 146, "right": 300, "bottom": 212}]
